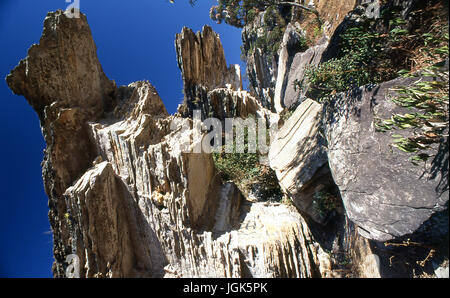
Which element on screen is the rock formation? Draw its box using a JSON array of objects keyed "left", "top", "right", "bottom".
[
  {"left": 322, "top": 78, "right": 448, "bottom": 241},
  {"left": 6, "top": 10, "right": 336, "bottom": 278},
  {"left": 6, "top": 0, "right": 448, "bottom": 279},
  {"left": 176, "top": 26, "right": 242, "bottom": 93},
  {"left": 269, "top": 99, "right": 331, "bottom": 224}
]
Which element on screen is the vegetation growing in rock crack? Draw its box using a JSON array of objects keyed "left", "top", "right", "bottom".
[
  {"left": 298, "top": 1, "right": 449, "bottom": 104},
  {"left": 312, "top": 190, "right": 339, "bottom": 222},
  {"left": 297, "top": 12, "right": 406, "bottom": 101},
  {"left": 374, "top": 3, "right": 449, "bottom": 164},
  {"left": 376, "top": 63, "right": 448, "bottom": 164},
  {"left": 212, "top": 119, "right": 283, "bottom": 201}
]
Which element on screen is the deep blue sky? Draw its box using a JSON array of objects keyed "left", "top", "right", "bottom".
[{"left": 0, "top": 0, "right": 244, "bottom": 277}]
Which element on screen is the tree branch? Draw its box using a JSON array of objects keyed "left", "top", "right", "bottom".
[{"left": 276, "top": 1, "right": 320, "bottom": 18}]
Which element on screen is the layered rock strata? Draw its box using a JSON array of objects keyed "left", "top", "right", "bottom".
[{"left": 7, "top": 10, "right": 337, "bottom": 278}]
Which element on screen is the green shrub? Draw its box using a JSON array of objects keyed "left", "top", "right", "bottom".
[
  {"left": 312, "top": 190, "right": 339, "bottom": 220},
  {"left": 375, "top": 64, "right": 449, "bottom": 164},
  {"left": 298, "top": 18, "right": 405, "bottom": 101},
  {"left": 299, "top": 1, "right": 449, "bottom": 103},
  {"left": 375, "top": 21, "right": 448, "bottom": 164},
  {"left": 212, "top": 120, "right": 283, "bottom": 201}
]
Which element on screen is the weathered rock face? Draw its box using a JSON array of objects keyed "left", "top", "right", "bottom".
[
  {"left": 69, "top": 86, "right": 334, "bottom": 277},
  {"left": 6, "top": 11, "right": 115, "bottom": 116},
  {"left": 7, "top": 1, "right": 447, "bottom": 279},
  {"left": 175, "top": 26, "right": 280, "bottom": 127},
  {"left": 273, "top": 22, "right": 306, "bottom": 113},
  {"left": 241, "top": 12, "right": 278, "bottom": 110},
  {"left": 269, "top": 99, "right": 332, "bottom": 223},
  {"left": 177, "top": 85, "right": 266, "bottom": 120},
  {"left": 322, "top": 77, "right": 449, "bottom": 241},
  {"left": 174, "top": 26, "right": 272, "bottom": 123},
  {"left": 270, "top": 0, "right": 361, "bottom": 111},
  {"left": 6, "top": 10, "right": 116, "bottom": 276},
  {"left": 176, "top": 26, "right": 242, "bottom": 93},
  {"left": 241, "top": 0, "right": 359, "bottom": 111},
  {"left": 63, "top": 161, "right": 155, "bottom": 277},
  {"left": 280, "top": 37, "right": 329, "bottom": 109},
  {"left": 7, "top": 10, "right": 342, "bottom": 278}
]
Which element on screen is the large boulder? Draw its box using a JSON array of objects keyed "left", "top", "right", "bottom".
[
  {"left": 322, "top": 77, "right": 449, "bottom": 241},
  {"left": 269, "top": 99, "right": 332, "bottom": 223}
]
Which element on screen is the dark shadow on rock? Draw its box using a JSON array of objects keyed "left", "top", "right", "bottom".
[
  {"left": 370, "top": 204, "right": 449, "bottom": 278},
  {"left": 430, "top": 136, "right": 449, "bottom": 197},
  {"left": 120, "top": 179, "right": 169, "bottom": 277}
]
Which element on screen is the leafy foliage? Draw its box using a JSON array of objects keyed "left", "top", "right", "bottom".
[
  {"left": 210, "top": 0, "right": 265, "bottom": 28},
  {"left": 213, "top": 150, "right": 283, "bottom": 201},
  {"left": 376, "top": 64, "right": 449, "bottom": 164},
  {"left": 298, "top": 16, "right": 408, "bottom": 102},
  {"left": 298, "top": 1, "right": 449, "bottom": 104},
  {"left": 312, "top": 190, "right": 339, "bottom": 221},
  {"left": 375, "top": 19, "right": 449, "bottom": 164},
  {"left": 253, "top": 6, "right": 288, "bottom": 59},
  {"left": 212, "top": 121, "right": 283, "bottom": 201},
  {"left": 209, "top": 0, "right": 318, "bottom": 28}
]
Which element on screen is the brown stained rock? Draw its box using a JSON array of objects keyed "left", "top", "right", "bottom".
[
  {"left": 303, "top": 0, "right": 358, "bottom": 39},
  {"left": 176, "top": 25, "right": 242, "bottom": 92},
  {"left": 6, "top": 10, "right": 114, "bottom": 116}
]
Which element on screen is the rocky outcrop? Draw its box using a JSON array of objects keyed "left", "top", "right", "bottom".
[
  {"left": 6, "top": 10, "right": 116, "bottom": 276},
  {"left": 176, "top": 26, "right": 242, "bottom": 93},
  {"left": 175, "top": 26, "right": 280, "bottom": 128},
  {"left": 241, "top": 12, "right": 278, "bottom": 110},
  {"left": 7, "top": 0, "right": 447, "bottom": 279},
  {"left": 281, "top": 37, "right": 329, "bottom": 109},
  {"left": 7, "top": 10, "right": 341, "bottom": 278},
  {"left": 177, "top": 85, "right": 265, "bottom": 120},
  {"left": 322, "top": 77, "right": 449, "bottom": 241},
  {"left": 5, "top": 11, "right": 115, "bottom": 116},
  {"left": 269, "top": 99, "right": 332, "bottom": 224},
  {"left": 270, "top": 0, "right": 363, "bottom": 111},
  {"left": 273, "top": 22, "right": 306, "bottom": 113},
  {"left": 174, "top": 26, "right": 274, "bottom": 123},
  {"left": 91, "top": 92, "right": 332, "bottom": 277}
]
